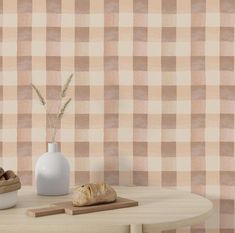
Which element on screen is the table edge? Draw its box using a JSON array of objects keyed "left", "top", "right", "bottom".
[{"left": 143, "top": 199, "right": 214, "bottom": 232}]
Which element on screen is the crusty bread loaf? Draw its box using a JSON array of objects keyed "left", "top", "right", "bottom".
[{"left": 73, "top": 183, "right": 117, "bottom": 207}]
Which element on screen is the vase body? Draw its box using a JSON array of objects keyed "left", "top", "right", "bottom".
[{"left": 35, "top": 143, "right": 70, "bottom": 196}]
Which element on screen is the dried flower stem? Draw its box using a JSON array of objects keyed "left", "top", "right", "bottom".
[
  {"left": 58, "top": 98, "right": 72, "bottom": 119},
  {"left": 51, "top": 98, "right": 71, "bottom": 142},
  {"left": 31, "top": 84, "right": 46, "bottom": 106},
  {"left": 51, "top": 72, "right": 73, "bottom": 142},
  {"left": 51, "top": 73, "right": 73, "bottom": 142},
  {"left": 61, "top": 74, "right": 73, "bottom": 98},
  {"left": 31, "top": 74, "right": 73, "bottom": 143},
  {"left": 31, "top": 83, "right": 54, "bottom": 131},
  {"left": 43, "top": 105, "right": 53, "bottom": 131},
  {"left": 51, "top": 100, "right": 62, "bottom": 143}
]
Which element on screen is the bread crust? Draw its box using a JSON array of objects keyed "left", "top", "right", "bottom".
[{"left": 73, "top": 183, "right": 117, "bottom": 207}]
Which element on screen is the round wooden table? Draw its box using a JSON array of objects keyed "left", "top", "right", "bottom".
[{"left": 0, "top": 186, "right": 213, "bottom": 233}]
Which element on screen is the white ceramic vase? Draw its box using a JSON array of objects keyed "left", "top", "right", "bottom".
[{"left": 35, "top": 143, "right": 70, "bottom": 196}]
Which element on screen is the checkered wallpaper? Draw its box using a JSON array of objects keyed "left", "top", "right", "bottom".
[{"left": 0, "top": 0, "right": 235, "bottom": 231}]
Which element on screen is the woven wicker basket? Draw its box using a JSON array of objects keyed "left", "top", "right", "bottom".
[{"left": 0, "top": 174, "right": 21, "bottom": 210}]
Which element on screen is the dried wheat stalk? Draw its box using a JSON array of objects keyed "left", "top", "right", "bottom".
[
  {"left": 31, "top": 74, "right": 73, "bottom": 143},
  {"left": 31, "top": 83, "right": 54, "bottom": 134},
  {"left": 51, "top": 98, "right": 72, "bottom": 142},
  {"left": 31, "top": 84, "right": 46, "bottom": 106},
  {"left": 61, "top": 74, "right": 73, "bottom": 98},
  {"left": 57, "top": 98, "right": 72, "bottom": 119}
]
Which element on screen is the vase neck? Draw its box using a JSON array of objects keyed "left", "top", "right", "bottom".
[{"left": 48, "top": 143, "right": 58, "bottom": 153}]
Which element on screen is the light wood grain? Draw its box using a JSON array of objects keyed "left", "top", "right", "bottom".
[
  {"left": 0, "top": 186, "right": 213, "bottom": 233},
  {"left": 60, "top": 197, "right": 138, "bottom": 215},
  {"left": 130, "top": 224, "right": 142, "bottom": 233},
  {"left": 27, "top": 197, "right": 138, "bottom": 217},
  {"left": 27, "top": 206, "right": 65, "bottom": 217}
]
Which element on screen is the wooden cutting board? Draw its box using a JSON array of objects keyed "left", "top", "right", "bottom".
[{"left": 27, "top": 197, "right": 138, "bottom": 217}]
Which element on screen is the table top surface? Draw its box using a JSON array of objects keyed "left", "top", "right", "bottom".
[{"left": 0, "top": 186, "right": 213, "bottom": 233}]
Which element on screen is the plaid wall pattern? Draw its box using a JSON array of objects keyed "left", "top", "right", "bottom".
[{"left": 0, "top": 0, "right": 235, "bottom": 232}]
